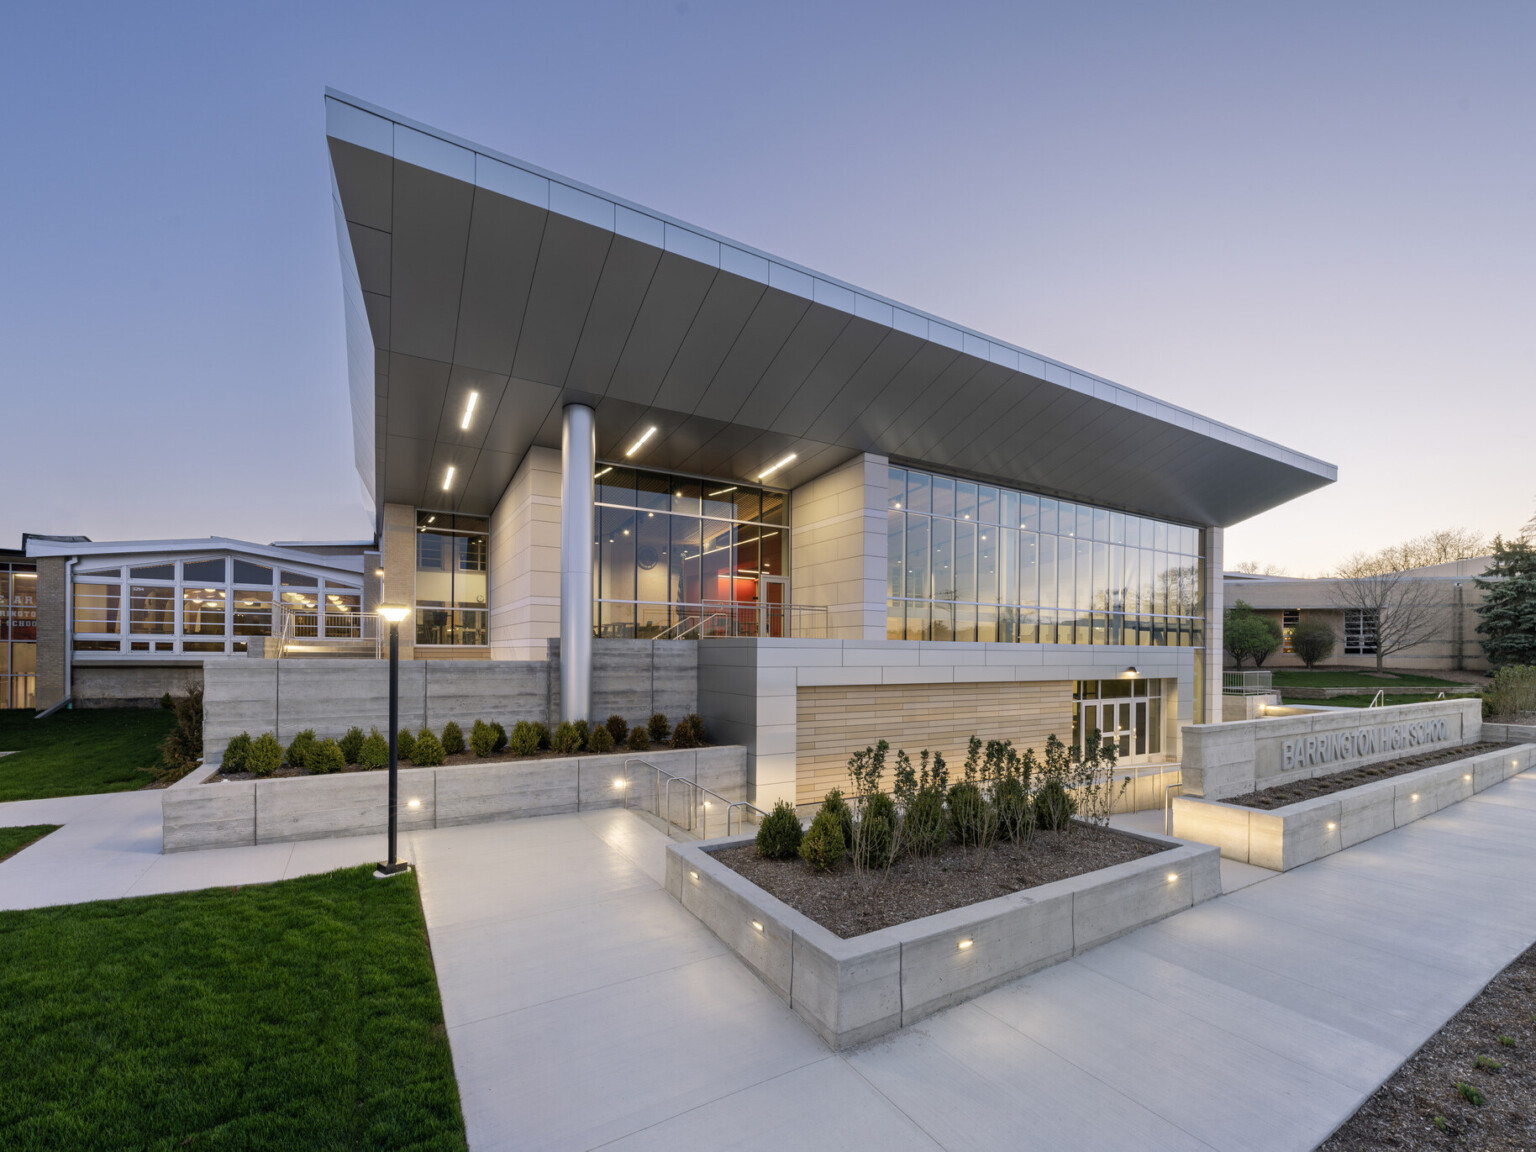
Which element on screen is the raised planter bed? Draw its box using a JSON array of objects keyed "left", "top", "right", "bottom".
[
  {"left": 162, "top": 745, "right": 745, "bottom": 853},
  {"left": 666, "top": 827, "right": 1220, "bottom": 1049},
  {"left": 1171, "top": 743, "right": 1536, "bottom": 871}
]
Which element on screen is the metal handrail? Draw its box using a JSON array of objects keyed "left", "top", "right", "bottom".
[
  {"left": 601, "top": 599, "right": 829, "bottom": 640},
  {"left": 1223, "top": 670, "right": 1274, "bottom": 695},
  {"left": 624, "top": 756, "right": 766, "bottom": 839},
  {"left": 274, "top": 607, "right": 385, "bottom": 658},
  {"left": 1368, "top": 689, "right": 1385, "bottom": 708}
]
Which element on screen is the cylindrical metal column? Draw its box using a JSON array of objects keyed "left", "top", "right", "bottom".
[{"left": 560, "top": 403, "right": 596, "bottom": 722}]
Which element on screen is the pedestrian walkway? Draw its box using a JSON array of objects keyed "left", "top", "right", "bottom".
[
  {"left": 0, "top": 789, "right": 384, "bottom": 910},
  {"left": 413, "top": 771, "right": 1536, "bottom": 1152},
  {"left": 5, "top": 774, "right": 1535, "bottom": 1150}
]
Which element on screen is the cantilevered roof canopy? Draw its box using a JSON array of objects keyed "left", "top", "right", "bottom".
[{"left": 326, "top": 89, "right": 1335, "bottom": 529}]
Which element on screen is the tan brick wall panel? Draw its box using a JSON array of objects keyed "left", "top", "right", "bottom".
[{"left": 795, "top": 680, "right": 1074, "bottom": 806}]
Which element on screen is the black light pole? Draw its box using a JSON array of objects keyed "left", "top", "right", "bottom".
[{"left": 376, "top": 605, "right": 411, "bottom": 878}]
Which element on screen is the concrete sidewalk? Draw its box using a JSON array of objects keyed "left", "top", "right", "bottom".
[
  {"left": 0, "top": 790, "right": 387, "bottom": 910},
  {"left": 416, "top": 772, "right": 1536, "bottom": 1152}
]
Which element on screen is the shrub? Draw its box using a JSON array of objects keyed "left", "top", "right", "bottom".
[
  {"left": 532, "top": 721, "right": 551, "bottom": 750},
  {"left": 605, "top": 715, "right": 629, "bottom": 744},
  {"left": 648, "top": 712, "right": 670, "bottom": 742},
  {"left": 573, "top": 719, "right": 590, "bottom": 749},
  {"left": 821, "top": 789, "right": 855, "bottom": 848},
  {"left": 358, "top": 728, "right": 389, "bottom": 769},
  {"left": 588, "top": 724, "right": 615, "bottom": 754},
  {"left": 993, "top": 775, "right": 1032, "bottom": 843},
  {"left": 947, "top": 781, "right": 994, "bottom": 848},
  {"left": 509, "top": 720, "right": 541, "bottom": 756},
  {"left": 1290, "top": 618, "right": 1336, "bottom": 669},
  {"left": 221, "top": 731, "right": 253, "bottom": 774},
  {"left": 157, "top": 686, "right": 205, "bottom": 782},
  {"left": 856, "top": 792, "right": 897, "bottom": 868},
  {"left": 755, "top": 800, "right": 804, "bottom": 859},
  {"left": 1485, "top": 664, "right": 1536, "bottom": 719},
  {"left": 309, "top": 738, "right": 346, "bottom": 775},
  {"left": 903, "top": 786, "right": 948, "bottom": 855},
  {"left": 396, "top": 728, "right": 417, "bottom": 762},
  {"left": 627, "top": 726, "right": 651, "bottom": 751},
  {"left": 1456, "top": 1082, "right": 1486, "bottom": 1107},
  {"left": 286, "top": 729, "right": 318, "bottom": 771},
  {"left": 441, "top": 721, "right": 465, "bottom": 756},
  {"left": 551, "top": 721, "right": 583, "bottom": 755},
  {"left": 670, "top": 719, "right": 699, "bottom": 749},
  {"left": 490, "top": 721, "right": 508, "bottom": 753},
  {"left": 339, "top": 726, "right": 365, "bottom": 765},
  {"left": 159, "top": 691, "right": 174, "bottom": 710},
  {"left": 248, "top": 732, "right": 284, "bottom": 778},
  {"left": 684, "top": 713, "right": 705, "bottom": 744},
  {"left": 799, "top": 807, "right": 846, "bottom": 871},
  {"left": 469, "top": 719, "right": 498, "bottom": 758},
  {"left": 412, "top": 728, "right": 446, "bottom": 767},
  {"left": 1033, "top": 777, "right": 1077, "bottom": 831}
]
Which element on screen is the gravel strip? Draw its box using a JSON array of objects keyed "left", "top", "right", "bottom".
[
  {"left": 1319, "top": 942, "right": 1536, "bottom": 1150},
  {"left": 1225, "top": 743, "right": 1511, "bottom": 810},
  {"left": 711, "top": 825, "right": 1168, "bottom": 938}
]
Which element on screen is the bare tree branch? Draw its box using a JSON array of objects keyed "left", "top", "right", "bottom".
[{"left": 1329, "top": 571, "right": 1445, "bottom": 670}]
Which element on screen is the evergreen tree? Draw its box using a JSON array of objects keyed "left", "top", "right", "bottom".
[{"left": 1475, "top": 536, "right": 1536, "bottom": 667}]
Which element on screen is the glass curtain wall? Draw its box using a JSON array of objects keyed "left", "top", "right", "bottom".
[
  {"left": 415, "top": 512, "right": 489, "bottom": 645},
  {"left": 0, "top": 560, "right": 37, "bottom": 709},
  {"left": 887, "top": 465, "right": 1205, "bottom": 646},
  {"left": 594, "top": 466, "right": 788, "bottom": 638}
]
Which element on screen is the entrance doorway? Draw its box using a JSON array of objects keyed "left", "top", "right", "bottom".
[{"left": 1074, "top": 678, "right": 1164, "bottom": 762}]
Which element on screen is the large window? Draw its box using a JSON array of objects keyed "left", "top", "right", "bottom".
[
  {"left": 1344, "top": 609, "right": 1378, "bottom": 656},
  {"left": 415, "top": 512, "right": 488, "bottom": 645},
  {"left": 70, "top": 557, "right": 361, "bottom": 655},
  {"left": 887, "top": 465, "right": 1204, "bottom": 647},
  {"left": 594, "top": 466, "right": 788, "bottom": 638},
  {"left": 1, "top": 561, "right": 37, "bottom": 709}
]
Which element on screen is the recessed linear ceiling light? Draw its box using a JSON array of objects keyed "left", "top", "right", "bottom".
[
  {"left": 757, "top": 453, "right": 797, "bottom": 481},
  {"left": 594, "top": 466, "right": 612, "bottom": 479},
  {"left": 460, "top": 391, "right": 479, "bottom": 430},
  {"left": 443, "top": 466, "right": 456, "bottom": 491},
  {"left": 708, "top": 486, "right": 736, "bottom": 497},
  {"left": 625, "top": 426, "right": 657, "bottom": 457}
]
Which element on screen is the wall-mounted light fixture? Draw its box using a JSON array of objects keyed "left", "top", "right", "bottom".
[
  {"left": 460, "top": 391, "right": 479, "bottom": 430},
  {"left": 625, "top": 426, "right": 657, "bottom": 457},
  {"left": 957, "top": 938, "right": 973, "bottom": 951},
  {"left": 1126, "top": 666, "right": 1139, "bottom": 677}
]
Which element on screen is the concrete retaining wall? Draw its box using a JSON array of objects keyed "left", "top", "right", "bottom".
[
  {"left": 163, "top": 744, "right": 745, "bottom": 853},
  {"left": 1172, "top": 743, "right": 1536, "bottom": 870},
  {"left": 201, "top": 639, "right": 699, "bottom": 764},
  {"left": 666, "top": 828, "right": 1220, "bottom": 1049},
  {"left": 1483, "top": 723, "right": 1536, "bottom": 743},
  {"left": 1181, "top": 697, "right": 1481, "bottom": 801}
]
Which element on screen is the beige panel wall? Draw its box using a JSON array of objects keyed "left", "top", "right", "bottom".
[
  {"left": 790, "top": 453, "right": 887, "bottom": 640},
  {"left": 794, "top": 679, "right": 1075, "bottom": 806},
  {"left": 490, "top": 446, "right": 562, "bottom": 661},
  {"left": 380, "top": 502, "right": 417, "bottom": 660},
  {"left": 34, "top": 556, "right": 67, "bottom": 709}
]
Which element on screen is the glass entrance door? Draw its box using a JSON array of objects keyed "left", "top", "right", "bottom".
[
  {"left": 1082, "top": 700, "right": 1133, "bottom": 759},
  {"left": 760, "top": 578, "right": 786, "bottom": 637}
]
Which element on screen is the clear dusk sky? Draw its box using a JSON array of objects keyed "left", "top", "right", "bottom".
[{"left": 2, "top": 1, "right": 1531, "bottom": 574}]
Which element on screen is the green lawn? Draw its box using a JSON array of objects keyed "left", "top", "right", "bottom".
[
  {"left": 0, "top": 825, "right": 58, "bottom": 862},
  {"left": 1268, "top": 669, "right": 1466, "bottom": 688},
  {"left": 0, "top": 708, "right": 175, "bottom": 802},
  {"left": 1283, "top": 693, "right": 1459, "bottom": 709},
  {"left": 0, "top": 866, "right": 466, "bottom": 1151}
]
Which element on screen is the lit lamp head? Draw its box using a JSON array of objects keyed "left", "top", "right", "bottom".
[
  {"left": 1126, "top": 665, "right": 1139, "bottom": 678},
  {"left": 377, "top": 605, "right": 411, "bottom": 625}
]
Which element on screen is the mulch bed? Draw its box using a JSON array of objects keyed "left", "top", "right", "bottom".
[
  {"left": 711, "top": 825, "right": 1169, "bottom": 939},
  {"left": 211, "top": 741, "right": 708, "bottom": 782},
  {"left": 1318, "top": 942, "right": 1536, "bottom": 1151},
  {"left": 1225, "top": 743, "right": 1511, "bottom": 810}
]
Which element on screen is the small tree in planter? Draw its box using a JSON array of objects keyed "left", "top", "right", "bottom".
[
  {"left": 338, "top": 727, "right": 365, "bottom": 765},
  {"left": 248, "top": 732, "right": 284, "bottom": 778},
  {"left": 799, "top": 805, "right": 846, "bottom": 871},
  {"left": 605, "top": 715, "right": 629, "bottom": 745},
  {"left": 412, "top": 728, "right": 446, "bottom": 767},
  {"left": 358, "top": 728, "right": 389, "bottom": 769},
  {"left": 845, "top": 740, "right": 897, "bottom": 871},
  {"left": 647, "top": 713, "right": 670, "bottom": 743},
  {"left": 588, "top": 724, "right": 615, "bottom": 754},
  {"left": 441, "top": 721, "right": 465, "bottom": 756},
  {"left": 469, "top": 719, "right": 498, "bottom": 758}
]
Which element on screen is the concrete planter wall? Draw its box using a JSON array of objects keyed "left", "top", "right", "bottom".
[
  {"left": 163, "top": 745, "right": 745, "bottom": 853},
  {"left": 1483, "top": 723, "right": 1536, "bottom": 743},
  {"left": 666, "top": 829, "right": 1220, "bottom": 1049},
  {"left": 1172, "top": 743, "right": 1535, "bottom": 871}
]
